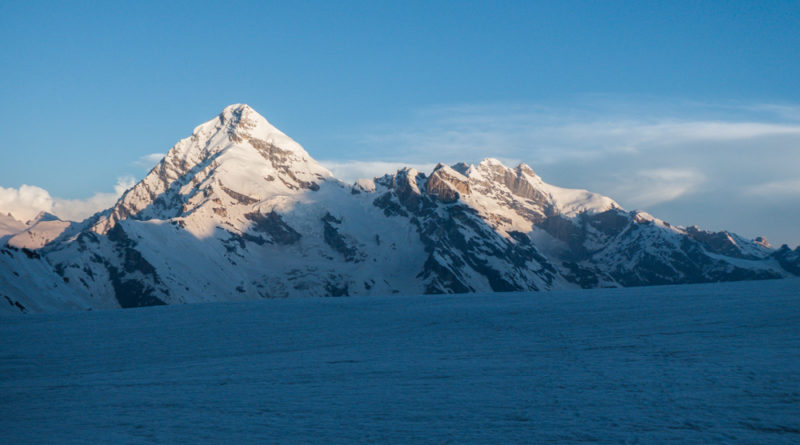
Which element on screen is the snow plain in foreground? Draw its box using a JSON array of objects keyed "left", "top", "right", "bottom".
[{"left": 1, "top": 279, "right": 799, "bottom": 443}]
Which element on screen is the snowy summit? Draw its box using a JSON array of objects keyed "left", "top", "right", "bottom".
[{"left": 1, "top": 104, "right": 798, "bottom": 313}]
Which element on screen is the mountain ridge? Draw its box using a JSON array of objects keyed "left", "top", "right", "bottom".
[{"left": 2, "top": 104, "right": 798, "bottom": 313}]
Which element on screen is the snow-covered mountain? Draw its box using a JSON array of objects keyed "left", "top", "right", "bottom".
[
  {"left": 4, "top": 211, "right": 71, "bottom": 249},
  {"left": 0, "top": 212, "right": 27, "bottom": 238},
  {"left": 2, "top": 104, "right": 798, "bottom": 313}
]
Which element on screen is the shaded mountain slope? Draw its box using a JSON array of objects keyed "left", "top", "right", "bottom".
[{"left": 2, "top": 104, "right": 797, "bottom": 312}]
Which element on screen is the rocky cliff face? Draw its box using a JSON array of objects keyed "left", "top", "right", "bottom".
[{"left": 2, "top": 104, "right": 797, "bottom": 313}]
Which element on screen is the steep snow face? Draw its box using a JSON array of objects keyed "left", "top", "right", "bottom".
[
  {"left": 94, "top": 104, "right": 333, "bottom": 234},
  {"left": 31, "top": 105, "right": 430, "bottom": 308},
  {"left": 38, "top": 177, "right": 430, "bottom": 309},
  {"left": 0, "top": 244, "right": 94, "bottom": 313},
  {"left": 2, "top": 104, "right": 798, "bottom": 312}
]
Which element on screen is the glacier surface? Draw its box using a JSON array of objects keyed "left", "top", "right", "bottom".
[{"left": 1, "top": 278, "right": 798, "bottom": 443}]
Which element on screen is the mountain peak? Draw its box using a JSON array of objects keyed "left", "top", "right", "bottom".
[
  {"left": 218, "top": 103, "right": 258, "bottom": 128},
  {"left": 210, "top": 103, "right": 314, "bottom": 158},
  {"left": 29, "top": 211, "right": 61, "bottom": 224},
  {"left": 479, "top": 158, "right": 506, "bottom": 168},
  {"left": 754, "top": 236, "right": 771, "bottom": 248},
  {"left": 221, "top": 103, "right": 253, "bottom": 114},
  {"left": 516, "top": 162, "right": 536, "bottom": 177},
  {"left": 9, "top": 105, "right": 797, "bottom": 312},
  {"left": 93, "top": 104, "right": 332, "bottom": 233}
]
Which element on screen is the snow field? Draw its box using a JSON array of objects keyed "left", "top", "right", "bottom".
[{"left": 1, "top": 278, "right": 798, "bottom": 443}]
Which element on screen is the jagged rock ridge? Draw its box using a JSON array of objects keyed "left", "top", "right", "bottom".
[{"left": 1, "top": 104, "right": 797, "bottom": 313}]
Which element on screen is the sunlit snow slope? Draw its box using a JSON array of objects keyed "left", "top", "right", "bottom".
[
  {"left": 1, "top": 104, "right": 799, "bottom": 313},
  {"left": 1, "top": 279, "right": 798, "bottom": 443}
]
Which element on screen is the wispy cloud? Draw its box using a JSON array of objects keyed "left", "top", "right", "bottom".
[
  {"left": 611, "top": 169, "right": 706, "bottom": 208},
  {"left": 352, "top": 102, "right": 800, "bottom": 166},
  {"left": 744, "top": 178, "right": 800, "bottom": 197},
  {"left": 629, "top": 121, "right": 800, "bottom": 142},
  {"left": 134, "top": 153, "right": 165, "bottom": 168},
  {"left": 737, "top": 103, "right": 800, "bottom": 122},
  {"left": 0, "top": 177, "right": 134, "bottom": 222}
]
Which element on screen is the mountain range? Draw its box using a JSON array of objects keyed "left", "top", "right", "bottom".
[{"left": 2, "top": 104, "right": 798, "bottom": 313}]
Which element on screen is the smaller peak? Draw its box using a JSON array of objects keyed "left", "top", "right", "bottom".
[
  {"left": 27, "top": 211, "right": 61, "bottom": 225},
  {"left": 754, "top": 236, "right": 771, "bottom": 249},
  {"left": 352, "top": 178, "right": 376, "bottom": 193},
  {"left": 453, "top": 162, "right": 480, "bottom": 178},
  {"left": 36, "top": 211, "right": 60, "bottom": 222},
  {"left": 632, "top": 210, "right": 656, "bottom": 223},
  {"left": 450, "top": 162, "right": 471, "bottom": 175},
  {"left": 398, "top": 166, "right": 421, "bottom": 176},
  {"left": 479, "top": 158, "right": 506, "bottom": 167},
  {"left": 0, "top": 212, "right": 24, "bottom": 226},
  {"left": 432, "top": 163, "right": 461, "bottom": 175},
  {"left": 430, "top": 163, "right": 468, "bottom": 181},
  {"left": 516, "top": 162, "right": 537, "bottom": 177}
]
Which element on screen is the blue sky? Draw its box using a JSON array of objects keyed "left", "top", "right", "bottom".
[{"left": 1, "top": 1, "right": 799, "bottom": 246}]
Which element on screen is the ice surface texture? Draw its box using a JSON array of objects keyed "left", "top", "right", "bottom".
[{"left": 1, "top": 278, "right": 798, "bottom": 443}]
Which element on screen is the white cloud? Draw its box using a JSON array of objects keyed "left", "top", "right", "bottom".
[
  {"left": 114, "top": 176, "right": 136, "bottom": 195},
  {"left": 134, "top": 153, "right": 165, "bottom": 168},
  {"left": 351, "top": 101, "right": 800, "bottom": 166},
  {"left": 626, "top": 121, "right": 800, "bottom": 143},
  {"left": 739, "top": 103, "right": 800, "bottom": 122},
  {"left": 744, "top": 178, "right": 800, "bottom": 197},
  {"left": 0, "top": 177, "right": 135, "bottom": 223},
  {"left": 611, "top": 169, "right": 706, "bottom": 208},
  {"left": 0, "top": 185, "right": 56, "bottom": 222},
  {"left": 320, "top": 160, "right": 437, "bottom": 183}
]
